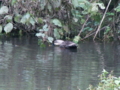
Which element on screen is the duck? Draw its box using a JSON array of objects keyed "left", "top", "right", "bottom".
[{"left": 54, "top": 40, "right": 77, "bottom": 49}]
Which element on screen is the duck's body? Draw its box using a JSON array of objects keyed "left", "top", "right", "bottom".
[{"left": 54, "top": 40, "right": 77, "bottom": 49}]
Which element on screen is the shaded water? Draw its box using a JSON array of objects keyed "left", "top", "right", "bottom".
[{"left": 0, "top": 36, "right": 120, "bottom": 90}]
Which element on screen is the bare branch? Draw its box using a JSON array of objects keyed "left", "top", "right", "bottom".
[{"left": 93, "top": 0, "right": 112, "bottom": 40}]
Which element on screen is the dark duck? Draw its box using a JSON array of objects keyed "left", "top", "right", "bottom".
[{"left": 54, "top": 40, "right": 77, "bottom": 49}]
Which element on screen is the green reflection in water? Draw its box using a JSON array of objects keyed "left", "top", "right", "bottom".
[{"left": 0, "top": 38, "right": 120, "bottom": 90}]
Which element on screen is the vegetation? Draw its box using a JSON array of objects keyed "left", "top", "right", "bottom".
[
  {"left": 47, "top": 70, "right": 120, "bottom": 90},
  {"left": 87, "top": 69, "right": 120, "bottom": 90},
  {"left": 0, "top": 0, "right": 120, "bottom": 44}
]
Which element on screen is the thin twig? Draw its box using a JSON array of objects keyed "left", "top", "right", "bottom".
[
  {"left": 82, "top": 26, "right": 107, "bottom": 40},
  {"left": 78, "top": 15, "right": 90, "bottom": 36},
  {"left": 93, "top": 0, "right": 112, "bottom": 40}
]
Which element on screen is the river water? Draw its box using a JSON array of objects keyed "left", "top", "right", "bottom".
[{"left": 0, "top": 36, "right": 120, "bottom": 90}]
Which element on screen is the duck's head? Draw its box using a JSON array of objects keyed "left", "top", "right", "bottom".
[{"left": 54, "top": 40, "right": 64, "bottom": 45}]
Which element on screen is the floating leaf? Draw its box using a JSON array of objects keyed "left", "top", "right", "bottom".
[
  {"left": 48, "top": 37, "right": 54, "bottom": 43},
  {"left": 0, "top": 6, "right": 9, "bottom": 14},
  {"left": 0, "top": 25, "right": 2, "bottom": 33},
  {"left": 52, "top": 19, "right": 62, "bottom": 27},
  {"left": 4, "top": 23, "right": 13, "bottom": 33}
]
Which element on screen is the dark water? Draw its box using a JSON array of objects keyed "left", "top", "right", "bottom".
[{"left": 0, "top": 36, "right": 120, "bottom": 90}]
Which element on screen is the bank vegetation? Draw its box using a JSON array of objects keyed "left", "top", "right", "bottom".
[{"left": 0, "top": 0, "right": 120, "bottom": 44}]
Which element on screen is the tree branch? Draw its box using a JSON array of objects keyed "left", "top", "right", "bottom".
[{"left": 93, "top": 0, "right": 112, "bottom": 40}]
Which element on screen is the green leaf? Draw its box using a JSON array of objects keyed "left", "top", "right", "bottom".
[
  {"left": 52, "top": 19, "right": 62, "bottom": 27},
  {"left": 73, "top": 36, "right": 80, "bottom": 44},
  {"left": 43, "top": 24, "right": 48, "bottom": 30},
  {"left": 14, "top": 14, "right": 22, "bottom": 22},
  {"left": 104, "top": 26, "right": 110, "bottom": 34},
  {"left": 4, "top": 15, "right": 13, "bottom": 22},
  {"left": 54, "top": 28, "right": 60, "bottom": 39},
  {"left": 115, "top": 80, "right": 120, "bottom": 85},
  {"left": 0, "top": 6, "right": 9, "bottom": 14},
  {"left": 25, "top": 13, "right": 31, "bottom": 20},
  {"left": 0, "top": 25, "right": 2, "bottom": 33},
  {"left": 102, "top": 69, "right": 108, "bottom": 74},
  {"left": 88, "top": 28, "right": 93, "bottom": 31},
  {"left": 39, "top": 24, "right": 49, "bottom": 31},
  {"left": 40, "top": 0, "right": 47, "bottom": 10},
  {"left": 63, "top": 25, "right": 69, "bottom": 32},
  {"left": 51, "top": 0, "right": 61, "bottom": 8},
  {"left": 107, "top": 12, "right": 114, "bottom": 16},
  {"left": 91, "top": 3, "right": 98, "bottom": 12},
  {"left": 4, "top": 23, "right": 13, "bottom": 33},
  {"left": 47, "top": 3, "right": 52, "bottom": 12},
  {"left": 81, "top": 19, "right": 85, "bottom": 24},
  {"left": 48, "top": 37, "right": 54, "bottom": 43},
  {"left": 72, "top": 0, "right": 79, "bottom": 8},
  {"left": 79, "top": 3, "right": 86, "bottom": 9},
  {"left": 11, "top": 0, "right": 17, "bottom": 6},
  {"left": 20, "top": 13, "right": 30, "bottom": 24},
  {"left": 114, "top": 4, "right": 120, "bottom": 12},
  {"left": 37, "top": 18, "right": 43, "bottom": 24},
  {"left": 73, "top": 17, "right": 78, "bottom": 22},
  {"left": 97, "top": 3, "right": 105, "bottom": 9},
  {"left": 58, "top": 29, "right": 63, "bottom": 35},
  {"left": 36, "top": 33, "right": 45, "bottom": 38},
  {"left": 39, "top": 29, "right": 44, "bottom": 31},
  {"left": 30, "top": 17, "right": 35, "bottom": 26}
]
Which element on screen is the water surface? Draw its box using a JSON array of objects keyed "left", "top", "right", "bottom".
[{"left": 0, "top": 36, "right": 120, "bottom": 90}]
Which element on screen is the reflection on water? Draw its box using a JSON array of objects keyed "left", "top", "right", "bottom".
[{"left": 0, "top": 36, "right": 120, "bottom": 90}]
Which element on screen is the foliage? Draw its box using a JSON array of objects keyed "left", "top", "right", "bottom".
[
  {"left": 4, "top": 23, "right": 13, "bottom": 33},
  {"left": 0, "top": 6, "right": 8, "bottom": 14},
  {"left": 73, "top": 36, "right": 81, "bottom": 43},
  {"left": 87, "top": 69, "right": 120, "bottom": 90},
  {"left": 114, "top": 4, "right": 120, "bottom": 12},
  {"left": 0, "top": 0, "right": 120, "bottom": 43}
]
